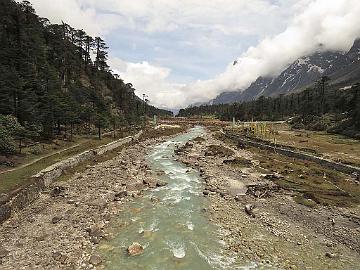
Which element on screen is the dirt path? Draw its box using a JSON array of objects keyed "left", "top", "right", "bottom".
[
  {"left": 175, "top": 130, "right": 360, "bottom": 270},
  {"left": 0, "top": 130, "right": 120, "bottom": 175},
  {"left": 0, "top": 144, "right": 81, "bottom": 175}
]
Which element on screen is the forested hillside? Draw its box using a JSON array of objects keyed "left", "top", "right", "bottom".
[
  {"left": 179, "top": 78, "right": 360, "bottom": 138},
  {"left": 0, "top": 0, "right": 171, "bottom": 155}
]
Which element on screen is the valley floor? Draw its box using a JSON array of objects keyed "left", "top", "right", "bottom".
[
  {"left": 176, "top": 129, "right": 360, "bottom": 269},
  {"left": 0, "top": 126, "right": 359, "bottom": 269}
]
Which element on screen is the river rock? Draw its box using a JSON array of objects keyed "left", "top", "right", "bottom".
[
  {"left": 264, "top": 173, "right": 284, "bottom": 180},
  {"left": 90, "top": 236, "right": 100, "bottom": 244},
  {"left": 88, "top": 225, "right": 104, "bottom": 238},
  {"left": 0, "top": 247, "right": 9, "bottom": 259},
  {"left": 325, "top": 252, "right": 336, "bottom": 258},
  {"left": 156, "top": 180, "right": 168, "bottom": 187},
  {"left": 50, "top": 186, "right": 66, "bottom": 197},
  {"left": 114, "top": 191, "right": 128, "bottom": 201},
  {"left": 143, "top": 179, "right": 157, "bottom": 188},
  {"left": 245, "top": 204, "right": 255, "bottom": 218},
  {"left": 89, "top": 254, "right": 102, "bottom": 266},
  {"left": 0, "top": 194, "right": 9, "bottom": 204},
  {"left": 52, "top": 251, "right": 67, "bottom": 264},
  {"left": 127, "top": 242, "right": 144, "bottom": 256},
  {"left": 51, "top": 216, "right": 62, "bottom": 224},
  {"left": 150, "top": 196, "right": 160, "bottom": 203}
]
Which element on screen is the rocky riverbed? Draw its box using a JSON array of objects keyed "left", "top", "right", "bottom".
[
  {"left": 1, "top": 127, "right": 360, "bottom": 270},
  {"left": 175, "top": 130, "right": 360, "bottom": 270},
  {"left": 0, "top": 136, "right": 174, "bottom": 270}
]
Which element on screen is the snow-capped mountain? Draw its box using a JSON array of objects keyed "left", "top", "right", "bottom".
[{"left": 211, "top": 39, "right": 360, "bottom": 105}]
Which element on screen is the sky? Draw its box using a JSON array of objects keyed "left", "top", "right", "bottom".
[{"left": 29, "top": 0, "right": 360, "bottom": 110}]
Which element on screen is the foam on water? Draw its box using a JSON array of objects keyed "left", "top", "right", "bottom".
[
  {"left": 186, "top": 221, "right": 194, "bottom": 231},
  {"left": 101, "top": 127, "right": 259, "bottom": 270},
  {"left": 167, "top": 240, "right": 186, "bottom": 259}
]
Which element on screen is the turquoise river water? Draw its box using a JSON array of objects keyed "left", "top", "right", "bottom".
[{"left": 101, "top": 127, "right": 258, "bottom": 270}]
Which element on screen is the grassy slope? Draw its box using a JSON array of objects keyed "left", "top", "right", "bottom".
[{"left": 0, "top": 133, "right": 130, "bottom": 194}]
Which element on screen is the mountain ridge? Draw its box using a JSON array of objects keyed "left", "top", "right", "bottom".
[{"left": 210, "top": 39, "right": 360, "bottom": 105}]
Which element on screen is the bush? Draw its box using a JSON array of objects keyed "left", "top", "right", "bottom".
[
  {"left": 0, "top": 128, "right": 17, "bottom": 155},
  {"left": 308, "top": 115, "right": 332, "bottom": 131},
  {"left": 0, "top": 115, "right": 25, "bottom": 155},
  {"left": 29, "top": 145, "right": 43, "bottom": 155}
]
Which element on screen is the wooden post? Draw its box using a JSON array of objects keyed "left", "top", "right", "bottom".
[{"left": 153, "top": 115, "right": 157, "bottom": 127}]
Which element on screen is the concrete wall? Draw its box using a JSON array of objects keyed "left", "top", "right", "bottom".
[
  {"left": 0, "top": 131, "right": 143, "bottom": 224},
  {"left": 225, "top": 133, "right": 360, "bottom": 175}
]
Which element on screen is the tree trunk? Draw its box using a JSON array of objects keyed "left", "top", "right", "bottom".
[
  {"left": 70, "top": 122, "right": 73, "bottom": 141},
  {"left": 98, "top": 124, "right": 101, "bottom": 140}
]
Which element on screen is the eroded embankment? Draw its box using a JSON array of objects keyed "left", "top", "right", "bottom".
[{"left": 0, "top": 132, "right": 143, "bottom": 224}]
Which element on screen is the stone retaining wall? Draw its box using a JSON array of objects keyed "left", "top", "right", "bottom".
[
  {"left": 224, "top": 132, "right": 360, "bottom": 176},
  {"left": 0, "top": 131, "right": 143, "bottom": 224}
]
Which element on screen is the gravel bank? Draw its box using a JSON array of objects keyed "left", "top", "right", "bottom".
[
  {"left": 0, "top": 136, "right": 174, "bottom": 269},
  {"left": 175, "top": 130, "right": 360, "bottom": 270}
]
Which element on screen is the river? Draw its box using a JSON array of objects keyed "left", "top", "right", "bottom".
[{"left": 100, "top": 127, "right": 257, "bottom": 270}]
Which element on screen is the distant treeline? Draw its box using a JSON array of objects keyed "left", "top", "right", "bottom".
[
  {"left": 0, "top": 0, "right": 171, "bottom": 154},
  {"left": 178, "top": 78, "right": 360, "bottom": 138}
]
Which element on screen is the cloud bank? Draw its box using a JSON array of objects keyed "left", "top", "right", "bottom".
[
  {"left": 29, "top": 0, "right": 360, "bottom": 109},
  {"left": 179, "top": 0, "right": 360, "bottom": 106}
]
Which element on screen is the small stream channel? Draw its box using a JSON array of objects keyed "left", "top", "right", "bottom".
[{"left": 100, "top": 127, "right": 256, "bottom": 270}]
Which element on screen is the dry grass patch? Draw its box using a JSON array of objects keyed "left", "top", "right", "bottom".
[{"left": 205, "top": 145, "right": 235, "bottom": 157}]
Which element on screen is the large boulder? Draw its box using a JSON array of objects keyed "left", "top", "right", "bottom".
[
  {"left": 127, "top": 242, "right": 144, "bottom": 256},
  {"left": 89, "top": 254, "right": 102, "bottom": 266}
]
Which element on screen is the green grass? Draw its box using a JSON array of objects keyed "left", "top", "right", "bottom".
[
  {"left": 217, "top": 132, "right": 360, "bottom": 207},
  {"left": 293, "top": 195, "right": 317, "bottom": 208},
  {"left": 0, "top": 136, "right": 117, "bottom": 194},
  {"left": 231, "top": 124, "right": 360, "bottom": 167},
  {"left": 253, "top": 147, "right": 360, "bottom": 207}
]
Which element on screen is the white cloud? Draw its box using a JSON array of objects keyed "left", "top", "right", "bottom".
[
  {"left": 179, "top": 0, "right": 360, "bottom": 106},
  {"left": 109, "top": 58, "right": 186, "bottom": 109},
  {"left": 29, "top": 0, "right": 297, "bottom": 36},
  {"left": 28, "top": 0, "right": 360, "bottom": 109},
  {"left": 28, "top": 0, "right": 123, "bottom": 36}
]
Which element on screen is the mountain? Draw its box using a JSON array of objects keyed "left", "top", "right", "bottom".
[{"left": 211, "top": 39, "right": 360, "bottom": 104}]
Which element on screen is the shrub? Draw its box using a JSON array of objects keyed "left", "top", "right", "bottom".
[
  {"left": 29, "top": 145, "right": 43, "bottom": 155},
  {"left": 0, "top": 115, "right": 25, "bottom": 155}
]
